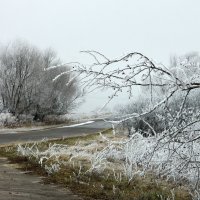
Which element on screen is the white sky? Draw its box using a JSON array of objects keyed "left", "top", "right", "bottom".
[{"left": 0, "top": 0, "right": 200, "bottom": 113}]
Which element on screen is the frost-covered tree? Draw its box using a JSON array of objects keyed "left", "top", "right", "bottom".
[
  {"left": 52, "top": 51, "right": 200, "bottom": 193},
  {"left": 115, "top": 52, "right": 200, "bottom": 136},
  {"left": 0, "top": 41, "right": 81, "bottom": 120}
]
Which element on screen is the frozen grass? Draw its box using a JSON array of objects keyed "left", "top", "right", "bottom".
[{"left": 0, "top": 130, "right": 193, "bottom": 200}]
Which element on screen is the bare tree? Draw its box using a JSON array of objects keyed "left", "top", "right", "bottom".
[
  {"left": 0, "top": 41, "right": 81, "bottom": 121},
  {"left": 114, "top": 52, "right": 200, "bottom": 137},
  {"left": 0, "top": 41, "right": 41, "bottom": 115}
]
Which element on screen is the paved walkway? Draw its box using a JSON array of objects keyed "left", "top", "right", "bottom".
[{"left": 0, "top": 157, "right": 82, "bottom": 200}]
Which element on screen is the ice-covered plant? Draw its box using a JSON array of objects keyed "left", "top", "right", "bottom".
[{"left": 51, "top": 51, "right": 200, "bottom": 194}]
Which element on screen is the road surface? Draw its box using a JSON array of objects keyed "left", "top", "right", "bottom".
[
  {"left": 0, "top": 120, "right": 111, "bottom": 145},
  {"left": 0, "top": 120, "right": 111, "bottom": 199}
]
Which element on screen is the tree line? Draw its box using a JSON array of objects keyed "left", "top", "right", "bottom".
[{"left": 0, "top": 41, "right": 80, "bottom": 122}]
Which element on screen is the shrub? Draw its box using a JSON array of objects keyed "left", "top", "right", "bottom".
[{"left": 0, "top": 112, "right": 16, "bottom": 127}]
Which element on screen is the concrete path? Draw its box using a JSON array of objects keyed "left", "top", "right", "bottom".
[{"left": 0, "top": 157, "right": 82, "bottom": 200}]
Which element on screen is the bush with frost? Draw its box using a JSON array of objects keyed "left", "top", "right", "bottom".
[{"left": 0, "top": 112, "right": 16, "bottom": 127}]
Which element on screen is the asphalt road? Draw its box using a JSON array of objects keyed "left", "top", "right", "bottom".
[{"left": 0, "top": 120, "right": 111, "bottom": 145}]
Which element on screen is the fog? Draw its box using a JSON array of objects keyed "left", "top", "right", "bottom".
[{"left": 0, "top": 0, "right": 200, "bottom": 112}]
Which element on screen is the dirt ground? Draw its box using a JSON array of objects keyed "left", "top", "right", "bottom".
[{"left": 0, "top": 157, "right": 82, "bottom": 200}]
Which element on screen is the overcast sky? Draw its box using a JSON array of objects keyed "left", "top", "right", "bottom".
[{"left": 0, "top": 0, "right": 200, "bottom": 113}]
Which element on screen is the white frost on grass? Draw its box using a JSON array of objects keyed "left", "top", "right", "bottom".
[
  {"left": 59, "top": 121, "right": 94, "bottom": 128},
  {"left": 17, "top": 132, "right": 200, "bottom": 197}
]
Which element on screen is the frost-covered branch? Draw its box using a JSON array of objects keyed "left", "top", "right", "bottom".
[{"left": 49, "top": 51, "right": 200, "bottom": 194}]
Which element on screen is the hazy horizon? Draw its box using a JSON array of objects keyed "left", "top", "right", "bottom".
[{"left": 1, "top": 0, "right": 200, "bottom": 113}]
